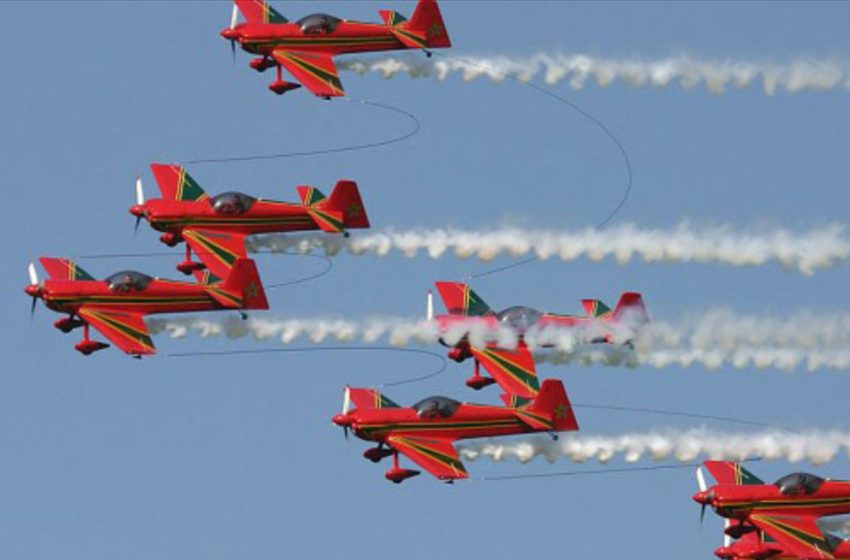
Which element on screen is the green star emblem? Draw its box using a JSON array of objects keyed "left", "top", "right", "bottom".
[
  {"left": 554, "top": 403, "right": 569, "bottom": 420},
  {"left": 245, "top": 282, "right": 259, "bottom": 298},
  {"left": 428, "top": 22, "right": 443, "bottom": 38},
  {"left": 346, "top": 203, "right": 362, "bottom": 218}
]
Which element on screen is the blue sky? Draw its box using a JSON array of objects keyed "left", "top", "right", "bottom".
[{"left": 3, "top": 2, "right": 850, "bottom": 559}]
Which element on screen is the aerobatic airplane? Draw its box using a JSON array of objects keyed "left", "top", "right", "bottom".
[
  {"left": 332, "top": 379, "right": 578, "bottom": 483},
  {"left": 24, "top": 257, "right": 268, "bottom": 357},
  {"left": 429, "top": 282, "right": 650, "bottom": 399},
  {"left": 693, "top": 461, "right": 850, "bottom": 560},
  {"left": 131, "top": 164, "right": 369, "bottom": 279},
  {"left": 219, "top": 0, "right": 451, "bottom": 97}
]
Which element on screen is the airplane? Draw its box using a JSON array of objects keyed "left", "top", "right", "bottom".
[
  {"left": 331, "top": 378, "right": 579, "bottom": 483},
  {"left": 130, "top": 163, "right": 369, "bottom": 279},
  {"left": 693, "top": 460, "right": 850, "bottom": 560},
  {"left": 219, "top": 0, "right": 451, "bottom": 98},
  {"left": 24, "top": 256, "right": 268, "bottom": 357},
  {"left": 428, "top": 281, "right": 650, "bottom": 399}
]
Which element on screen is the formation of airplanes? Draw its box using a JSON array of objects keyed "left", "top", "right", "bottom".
[{"left": 24, "top": 3, "right": 847, "bottom": 558}]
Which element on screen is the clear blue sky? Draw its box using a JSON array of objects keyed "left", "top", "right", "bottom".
[{"left": 2, "top": 2, "right": 850, "bottom": 559}]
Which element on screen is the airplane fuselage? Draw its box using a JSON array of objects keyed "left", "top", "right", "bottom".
[
  {"left": 238, "top": 22, "right": 410, "bottom": 58},
  {"left": 348, "top": 404, "right": 545, "bottom": 443},
  {"left": 711, "top": 481, "right": 850, "bottom": 520},
  {"left": 140, "top": 198, "right": 317, "bottom": 237},
  {"left": 38, "top": 279, "right": 235, "bottom": 316}
]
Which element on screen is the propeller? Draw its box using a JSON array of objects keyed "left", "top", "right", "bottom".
[
  {"left": 426, "top": 290, "right": 434, "bottom": 321},
  {"left": 229, "top": 4, "right": 238, "bottom": 64},
  {"left": 697, "top": 466, "right": 708, "bottom": 492},
  {"left": 341, "top": 386, "right": 351, "bottom": 440},
  {"left": 134, "top": 177, "right": 145, "bottom": 233},
  {"left": 723, "top": 519, "right": 732, "bottom": 548},
  {"left": 696, "top": 466, "right": 709, "bottom": 523},
  {"left": 27, "top": 262, "right": 40, "bottom": 318}
]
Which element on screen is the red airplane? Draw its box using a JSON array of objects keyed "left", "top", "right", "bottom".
[
  {"left": 130, "top": 163, "right": 369, "bottom": 279},
  {"left": 429, "top": 282, "right": 650, "bottom": 399},
  {"left": 693, "top": 461, "right": 850, "bottom": 560},
  {"left": 331, "top": 378, "right": 578, "bottom": 484},
  {"left": 219, "top": 0, "right": 451, "bottom": 97},
  {"left": 24, "top": 257, "right": 268, "bottom": 357}
]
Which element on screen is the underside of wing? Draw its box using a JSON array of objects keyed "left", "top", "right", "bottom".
[
  {"left": 271, "top": 50, "right": 345, "bottom": 98},
  {"left": 387, "top": 435, "right": 468, "bottom": 481},
  {"left": 470, "top": 343, "right": 539, "bottom": 399},
  {"left": 182, "top": 228, "right": 248, "bottom": 280},
  {"left": 78, "top": 307, "right": 156, "bottom": 356},
  {"left": 750, "top": 514, "right": 837, "bottom": 559}
]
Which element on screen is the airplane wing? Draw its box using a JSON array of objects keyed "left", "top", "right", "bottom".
[
  {"left": 749, "top": 514, "right": 838, "bottom": 559},
  {"left": 270, "top": 49, "right": 345, "bottom": 98},
  {"left": 182, "top": 228, "right": 248, "bottom": 281},
  {"left": 469, "top": 342, "right": 539, "bottom": 399},
  {"left": 78, "top": 307, "right": 156, "bottom": 356},
  {"left": 704, "top": 461, "right": 764, "bottom": 485},
  {"left": 387, "top": 434, "right": 468, "bottom": 482}
]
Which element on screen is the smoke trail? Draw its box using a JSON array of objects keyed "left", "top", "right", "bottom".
[
  {"left": 246, "top": 223, "right": 850, "bottom": 276},
  {"left": 339, "top": 53, "right": 850, "bottom": 96},
  {"left": 457, "top": 429, "right": 850, "bottom": 466},
  {"left": 147, "top": 310, "right": 850, "bottom": 372}
]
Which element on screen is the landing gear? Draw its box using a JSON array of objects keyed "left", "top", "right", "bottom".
[
  {"left": 239, "top": 312, "right": 248, "bottom": 320},
  {"left": 159, "top": 232, "right": 182, "bottom": 247},
  {"left": 268, "top": 65, "right": 302, "bottom": 95},
  {"left": 74, "top": 323, "right": 109, "bottom": 355},
  {"left": 424, "top": 49, "right": 433, "bottom": 58},
  {"left": 465, "top": 359, "right": 495, "bottom": 390},
  {"left": 250, "top": 57, "right": 276, "bottom": 72},
  {"left": 54, "top": 315, "right": 84, "bottom": 333},
  {"left": 364, "top": 443, "right": 394, "bottom": 463},
  {"left": 384, "top": 450, "right": 420, "bottom": 484},
  {"left": 176, "top": 244, "right": 206, "bottom": 275}
]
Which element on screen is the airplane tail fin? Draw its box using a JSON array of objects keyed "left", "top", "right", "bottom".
[
  {"left": 704, "top": 461, "right": 764, "bottom": 485},
  {"left": 434, "top": 282, "right": 492, "bottom": 317},
  {"left": 234, "top": 0, "right": 288, "bottom": 24},
  {"left": 297, "top": 181, "right": 369, "bottom": 233},
  {"left": 520, "top": 379, "right": 579, "bottom": 432},
  {"left": 407, "top": 0, "right": 451, "bottom": 48},
  {"left": 206, "top": 258, "right": 268, "bottom": 310},
  {"left": 612, "top": 292, "right": 650, "bottom": 327}
]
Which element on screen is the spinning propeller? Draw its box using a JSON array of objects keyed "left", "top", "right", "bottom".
[
  {"left": 25, "top": 262, "right": 42, "bottom": 317},
  {"left": 426, "top": 290, "right": 434, "bottom": 321},
  {"left": 226, "top": 4, "right": 239, "bottom": 64},
  {"left": 332, "top": 387, "right": 353, "bottom": 440},
  {"left": 132, "top": 177, "right": 145, "bottom": 233},
  {"left": 696, "top": 465, "right": 711, "bottom": 523}
]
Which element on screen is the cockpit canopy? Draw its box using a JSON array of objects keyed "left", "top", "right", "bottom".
[
  {"left": 211, "top": 192, "right": 256, "bottom": 215},
  {"left": 297, "top": 13, "right": 341, "bottom": 34},
  {"left": 775, "top": 472, "right": 826, "bottom": 496},
  {"left": 413, "top": 396, "right": 461, "bottom": 419},
  {"left": 497, "top": 306, "right": 543, "bottom": 334},
  {"left": 105, "top": 270, "right": 153, "bottom": 293}
]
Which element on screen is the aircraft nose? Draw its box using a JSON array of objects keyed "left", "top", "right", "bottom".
[
  {"left": 129, "top": 204, "right": 145, "bottom": 218},
  {"left": 220, "top": 28, "right": 239, "bottom": 40},
  {"left": 24, "top": 285, "right": 42, "bottom": 298},
  {"left": 332, "top": 414, "right": 352, "bottom": 427},
  {"left": 692, "top": 490, "right": 712, "bottom": 505}
]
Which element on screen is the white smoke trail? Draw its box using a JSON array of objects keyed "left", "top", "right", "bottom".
[
  {"left": 457, "top": 429, "right": 850, "bottom": 466},
  {"left": 339, "top": 53, "right": 850, "bottom": 96},
  {"left": 148, "top": 310, "right": 850, "bottom": 372},
  {"left": 246, "top": 223, "right": 850, "bottom": 276}
]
